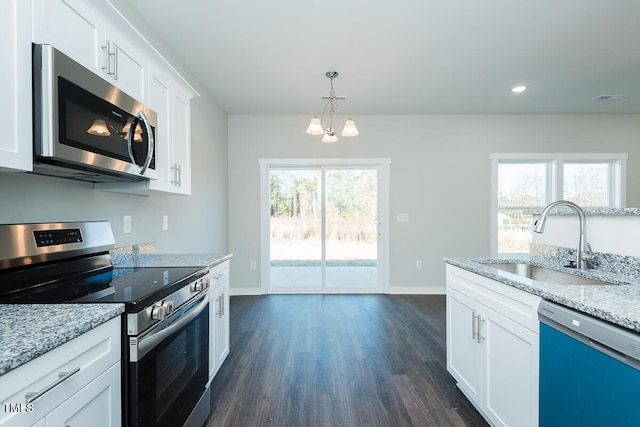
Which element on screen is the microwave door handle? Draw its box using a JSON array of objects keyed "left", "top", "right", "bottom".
[
  {"left": 126, "top": 116, "right": 139, "bottom": 167},
  {"left": 126, "top": 111, "right": 155, "bottom": 175},
  {"left": 138, "top": 110, "right": 154, "bottom": 175}
]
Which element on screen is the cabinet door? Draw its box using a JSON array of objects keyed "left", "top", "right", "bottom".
[
  {"left": 483, "top": 307, "right": 539, "bottom": 427},
  {"left": 32, "top": 0, "right": 106, "bottom": 74},
  {"left": 215, "top": 282, "right": 230, "bottom": 369},
  {"left": 0, "top": 0, "right": 31, "bottom": 172},
  {"left": 147, "top": 66, "right": 174, "bottom": 192},
  {"left": 45, "top": 362, "right": 121, "bottom": 427},
  {"left": 208, "top": 276, "right": 218, "bottom": 382},
  {"left": 104, "top": 21, "right": 147, "bottom": 101},
  {"left": 446, "top": 288, "right": 482, "bottom": 404},
  {"left": 170, "top": 83, "right": 193, "bottom": 194}
]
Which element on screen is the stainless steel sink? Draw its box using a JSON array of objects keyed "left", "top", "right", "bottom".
[{"left": 483, "top": 263, "right": 614, "bottom": 286}]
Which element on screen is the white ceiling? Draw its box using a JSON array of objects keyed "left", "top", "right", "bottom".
[{"left": 128, "top": 0, "right": 640, "bottom": 115}]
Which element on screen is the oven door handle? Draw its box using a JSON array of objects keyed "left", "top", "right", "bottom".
[{"left": 135, "top": 293, "right": 209, "bottom": 361}]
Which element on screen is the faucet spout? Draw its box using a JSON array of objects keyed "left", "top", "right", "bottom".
[{"left": 534, "top": 200, "right": 593, "bottom": 270}]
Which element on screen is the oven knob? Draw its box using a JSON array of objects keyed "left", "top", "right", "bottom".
[
  {"left": 202, "top": 278, "right": 210, "bottom": 290},
  {"left": 151, "top": 305, "right": 167, "bottom": 320},
  {"left": 191, "top": 279, "right": 204, "bottom": 292},
  {"left": 162, "top": 300, "right": 175, "bottom": 315}
]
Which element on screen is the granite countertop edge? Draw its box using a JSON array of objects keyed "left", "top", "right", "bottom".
[
  {"left": 525, "top": 207, "right": 640, "bottom": 216},
  {"left": 444, "top": 257, "right": 640, "bottom": 333},
  {"left": 111, "top": 253, "right": 233, "bottom": 269},
  {"left": 0, "top": 303, "right": 124, "bottom": 377}
]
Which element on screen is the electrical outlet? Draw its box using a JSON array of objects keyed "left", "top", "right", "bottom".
[
  {"left": 397, "top": 214, "right": 409, "bottom": 223},
  {"left": 123, "top": 216, "right": 132, "bottom": 234},
  {"left": 162, "top": 215, "right": 169, "bottom": 230},
  {"left": 416, "top": 260, "right": 423, "bottom": 269},
  {"left": 250, "top": 260, "right": 257, "bottom": 270}
]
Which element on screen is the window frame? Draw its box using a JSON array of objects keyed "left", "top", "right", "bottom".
[{"left": 490, "top": 153, "right": 627, "bottom": 258}]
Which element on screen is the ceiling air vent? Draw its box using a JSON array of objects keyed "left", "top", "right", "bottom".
[{"left": 593, "top": 95, "right": 628, "bottom": 101}]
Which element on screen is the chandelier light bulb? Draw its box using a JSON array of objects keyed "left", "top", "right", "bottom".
[
  {"left": 322, "top": 131, "right": 338, "bottom": 143},
  {"left": 306, "top": 116, "right": 324, "bottom": 135},
  {"left": 341, "top": 119, "right": 359, "bottom": 137}
]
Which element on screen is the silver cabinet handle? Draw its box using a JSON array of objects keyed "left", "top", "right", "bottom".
[
  {"left": 177, "top": 164, "right": 182, "bottom": 187},
  {"left": 113, "top": 44, "right": 118, "bottom": 81},
  {"left": 170, "top": 163, "right": 177, "bottom": 185},
  {"left": 472, "top": 312, "right": 485, "bottom": 343},
  {"left": 221, "top": 293, "right": 225, "bottom": 316},
  {"left": 101, "top": 40, "right": 111, "bottom": 75},
  {"left": 25, "top": 367, "right": 80, "bottom": 404},
  {"left": 472, "top": 312, "right": 478, "bottom": 340},
  {"left": 477, "top": 318, "right": 485, "bottom": 343}
]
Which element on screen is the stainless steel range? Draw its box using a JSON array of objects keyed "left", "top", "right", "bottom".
[{"left": 0, "top": 221, "right": 211, "bottom": 427}]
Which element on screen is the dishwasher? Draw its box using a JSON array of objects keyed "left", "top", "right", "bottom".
[{"left": 538, "top": 300, "right": 640, "bottom": 427}]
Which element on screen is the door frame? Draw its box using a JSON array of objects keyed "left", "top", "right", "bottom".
[{"left": 259, "top": 158, "right": 391, "bottom": 294}]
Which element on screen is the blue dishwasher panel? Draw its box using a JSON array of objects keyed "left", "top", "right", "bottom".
[{"left": 540, "top": 322, "right": 640, "bottom": 427}]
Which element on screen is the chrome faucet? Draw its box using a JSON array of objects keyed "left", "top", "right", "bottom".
[{"left": 533, "top": 200, "right": 593, "bottom": 270}]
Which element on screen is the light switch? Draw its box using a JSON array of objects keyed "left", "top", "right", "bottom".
[{"left": 397, "top": 214, "right": 409, "bottom": 223}]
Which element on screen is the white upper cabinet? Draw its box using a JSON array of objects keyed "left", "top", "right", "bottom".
[
  {"left": 103, "top": 16, "right": 147, "bottom": 102},
  {"left": 32, "top": 0, "right": 105, "bottom": 74},
  {"left": 32, "top": 0, "right": 147, "bottom": 102},
  {"left": 0, "top": 0, "right": 32, "bottom": 172},
  {"left": 30, "top": 0, "right": 199, "bottom": 194},
  {"left": 96, "top": 62, "right": 197, "bottom": 195}
]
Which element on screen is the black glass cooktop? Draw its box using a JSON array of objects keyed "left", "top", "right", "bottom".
[{"left": 0, "top": 265, "right": 206, "bottom": 310}]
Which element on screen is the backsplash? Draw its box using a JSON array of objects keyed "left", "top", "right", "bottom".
[
  {"left": 531, "top": 243, "right": 640, "bottom": 279},
  {"left": 110, "top": 242, "right": 156, "bottom": 265}
]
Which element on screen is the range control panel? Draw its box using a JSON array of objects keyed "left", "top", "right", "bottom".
[{"left": 33, "top": 228, "right": 84, "bottom": 247}]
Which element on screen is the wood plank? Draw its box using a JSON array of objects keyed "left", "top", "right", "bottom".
[{"left": 207, "top": 295, "right": 489, "bottom": 426}]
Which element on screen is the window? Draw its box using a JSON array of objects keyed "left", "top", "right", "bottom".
[{"left": 491, "top": 154, "right": 626, "bottom": 257}]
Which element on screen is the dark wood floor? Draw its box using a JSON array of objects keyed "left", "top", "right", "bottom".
[{"left": 207, "top": 294, "right": 488, "bottom": 427}]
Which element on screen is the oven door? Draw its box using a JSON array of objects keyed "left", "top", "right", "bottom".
[{"left": 127, "top": 293, "right": 209, "bottom": 427}]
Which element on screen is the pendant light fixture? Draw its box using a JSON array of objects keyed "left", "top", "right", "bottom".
[{"left": 306, "top": 71, "right": 358, "bottom": 143}]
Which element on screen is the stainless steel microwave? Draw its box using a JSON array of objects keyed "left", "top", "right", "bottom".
[{"left": 32, "top": 44, "right": 158, "bottom": 182}]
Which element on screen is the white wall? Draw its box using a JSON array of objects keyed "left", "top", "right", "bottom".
[
  {"left": 228, "top": 114, "right": 640, "bottom": 293},
  {"left": 0, "top": 93, "right": 228, "bottom": 253},
  {"left": 532, "top": 215, "right": 640, "bottom": 258}
]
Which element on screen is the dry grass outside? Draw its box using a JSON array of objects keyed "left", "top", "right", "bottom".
[
  {"left": 498, "top": 228, "right": 532, "bottom": 253},
  {"left": 271, "top": 216, "right": 377, "bottom": 261}
]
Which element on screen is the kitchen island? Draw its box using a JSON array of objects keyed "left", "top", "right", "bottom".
[{"left": 444, "top": 256, "right": 640, "bottom": 332}]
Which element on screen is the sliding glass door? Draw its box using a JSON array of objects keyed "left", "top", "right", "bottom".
[{"left": 261, "top": 159, "right": 389, "bottom": 294}]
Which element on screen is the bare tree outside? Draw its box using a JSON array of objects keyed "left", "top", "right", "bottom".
[{"left": 497, "top": 161, "right": 612, "bottom": 254}]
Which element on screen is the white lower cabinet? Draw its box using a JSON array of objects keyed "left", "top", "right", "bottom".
[
  {"left": 0, "top": 317, "right": 121, "bottom": 427},
  {"left": 446, "top": 264, "right": 541, "bottom": 427},
  {"left": 208, "top": 260, "right": 230, "bottom": 383},
  {"left": 40, "top": 363, "right": 121, "bottom": 426}
]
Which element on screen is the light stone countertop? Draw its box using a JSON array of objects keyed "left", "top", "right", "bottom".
[
  {"left": 444, "top": 257, "right": 640, "bottom": 333},
  {"left": 0, "top": 304, "right": 124, "bottom": 376},
  {"left": 525, "top": 207, "right": 640, "bottom": 216},
  {"left": 111, "top": 253, "right": 232, "bottom": 269}
]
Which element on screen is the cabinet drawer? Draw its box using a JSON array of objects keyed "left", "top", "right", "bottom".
[
  {"left": 0, "top": 317, "right": 121, "bottom": 426},
  {"left": 209, "top": 260, "right": 230, "bottom": 289}
]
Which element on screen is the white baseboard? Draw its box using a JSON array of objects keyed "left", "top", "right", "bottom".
[
  {"left": 229, "top": 287, "right": 263, "bottom": 296},
  {"left": 385, "top": 285, "right": 446, "bottom": 295},
  {"left": 229, "top": 285, "right": 446, "bottom": 296}
]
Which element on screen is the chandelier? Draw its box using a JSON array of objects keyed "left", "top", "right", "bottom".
[{"left": 305, "top": 71, "right": 359, "bottom": 143}]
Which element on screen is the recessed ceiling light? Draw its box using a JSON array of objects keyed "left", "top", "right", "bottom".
[{"left": 512, "top": 85, "right": 528, "bottom": 93}]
